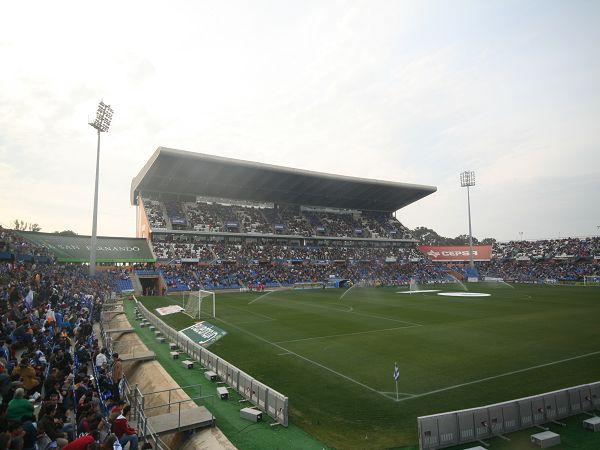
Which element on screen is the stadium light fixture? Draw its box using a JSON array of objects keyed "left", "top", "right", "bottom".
[
  {"left": 88, "top": 100, "right": 114, "bottom": 276},
  {"left": 460, "top": 171, "right": 476, "bottom": 269}
]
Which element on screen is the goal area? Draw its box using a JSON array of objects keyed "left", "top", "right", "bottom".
[{"left": 182, "top": 290, "right": 216, "bottom": 319}]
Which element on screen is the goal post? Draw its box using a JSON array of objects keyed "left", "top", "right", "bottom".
[
  {"left": 182, "top": 289, "right": 216, "bottom": 319},
  {"left": 583, "top": 275, "right": 600, "bottom": 286}
]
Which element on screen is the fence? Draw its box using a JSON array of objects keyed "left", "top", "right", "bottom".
[
  {"left": 134, "top": 296, "right": 290, "bottom": 426},
  {"left": 418, "top": 380, "right": 600, "bottom": 449}
]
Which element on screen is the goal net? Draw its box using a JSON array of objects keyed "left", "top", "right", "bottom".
[
  {"left": 182, "top": 290, "right": 216, "bottom": 319},
  {"left": 583, "top": 275, "right": 600, "bottom": 286}
]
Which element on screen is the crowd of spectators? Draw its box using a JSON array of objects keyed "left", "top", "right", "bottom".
[
  {"left": 0, "top": 227, "right": 54, "bottom": 259},
  {"left": 149, "top": 240, "right": 423, "bottom": 263},
  {"left": 478, "top": 259, "right": 600, "bottom": 282},
  {"left": 274, "top": 206, "right": 313, "bottom": 236},
  {"left": 184, "top": 202, "right": 272, "bottom": 234},
  {"left": 360, "top": 212, "right": 413, "bottom": 239},
  {"left": 141, "top": 200, "right": 413, "bottom": 239},
  {"left": 0, "top": 229, "right": 149, "bottom": 450},
  {"left": 186, "top": 260, "right": 453, "bottom": 290},
  {"left": 141, "top": 200, "right": 166, "bottom": 230},
  {"left": 163, "top": 202, "right": 187, "bottom": 230},
  {"left": 143, "top": 236, "right": 600, "bottom": 291},
  {"left": 491, "top": 237, "right": 600, "bottom": 261}
]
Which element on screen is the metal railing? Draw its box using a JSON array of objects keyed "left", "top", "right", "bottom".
[
  {"left": 141, "top": 384, "right": 204, "bottom": 413},
  {"left": 120, "top": 377, "right": 173, "bottom": 450},
  {"left": 134, "top": 296, "right": 289, "bottom": 426}
]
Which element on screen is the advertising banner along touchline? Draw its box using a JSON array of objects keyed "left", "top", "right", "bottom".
[{"left": 179, "top": 322, "right": 227, "bottom": 347}]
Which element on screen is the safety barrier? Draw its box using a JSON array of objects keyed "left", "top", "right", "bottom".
[
  {"left": 418, "top": 380, "right": 600, "bottom": 449},
  {"left": 134, "top": 296, "right": 290, "bottom": 426}
]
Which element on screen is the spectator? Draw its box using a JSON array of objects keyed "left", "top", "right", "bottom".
[
  {"left": 110, "top": 355, "right": 122, "bottom": 402},
  {"left": 112, "top": 405, "right": 138, "bottom": 450},
  {"left": 37, "top": 403, "right": 69, "bottom": 448},
  {"left": 62, "top": 431, "right": 99, "bottom": 450},
  {"left": 95, "top": 349, "right": 108, "bottom": 370},
  {"left": 6, "top": 388, "right": 34, "bottom": 423}
]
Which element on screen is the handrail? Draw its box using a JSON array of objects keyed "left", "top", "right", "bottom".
[
  {"left": 142, "top": 383, "right": 203, "bottom": 397},
  {"left": 143, "top": 395, "right": 216, "bottom": 428}
]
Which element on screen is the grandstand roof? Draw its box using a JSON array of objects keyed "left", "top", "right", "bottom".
[{"left": 131, "top": 147, "right": 437, "bottom": 211}]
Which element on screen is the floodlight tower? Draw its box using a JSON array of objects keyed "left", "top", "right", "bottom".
[
  {"left": 88, "top": 101, "right": 114, "bottom": 276},
  {"left": 460, "top": 171, "right": 476, "bottom": 269}
]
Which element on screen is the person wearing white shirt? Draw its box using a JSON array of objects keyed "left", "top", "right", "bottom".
[{"left": 95, "top": 349, "right": 108, "bottom": 369}]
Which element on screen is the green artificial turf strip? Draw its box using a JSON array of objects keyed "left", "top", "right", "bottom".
[
  {"left": 123, "top": 298, "right": 329, "bottom": 450},
  {"left": 448, "top": 414, "right": 600, "bottom": 450},
  {"left": 135, "top": 285, "right": 600, "bottom": 449}
]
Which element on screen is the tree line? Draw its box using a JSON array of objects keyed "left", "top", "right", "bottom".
[{"left": 411, "top": 226, "right": 496, "bottom": 246}]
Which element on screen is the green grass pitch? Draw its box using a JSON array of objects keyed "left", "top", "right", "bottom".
[{"left": 139, "top": 284, "right": 600, "bottom": 449}]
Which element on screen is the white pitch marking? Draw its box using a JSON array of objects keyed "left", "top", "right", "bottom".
[
  {"left": 396, "top": 349, "right": 600, "bottom": 403},
  {"left": 215, "top": 317, "right": 393, "bottom": 401},
  {"left": 278, "top": 352, "right": 292, "bottom": 356},
  {"left": 379, "top": 391, "right": 416, "bottom": 396},
  {"left": 275, "top": 324, "right": 421, "bottom": 344},
  {"left": 288, "top": 299, "right": 422, "bottom": 326},
  {"left": 226, "top": 305, "right": 276, "bottom": 320}
]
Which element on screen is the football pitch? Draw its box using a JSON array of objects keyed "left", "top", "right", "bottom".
[{"left": 140, "top": 284, "right": 600, "bottom": 449}]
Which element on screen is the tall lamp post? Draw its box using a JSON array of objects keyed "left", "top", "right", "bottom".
[
  {"left": 88, "top": 101, "right": 114, "bottom": 276},
  {"left": 460, "top": 171, "right": 476, "bottom": 269}
]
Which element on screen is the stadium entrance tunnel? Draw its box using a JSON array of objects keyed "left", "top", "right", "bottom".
[{"left": 139, "top": 276, "right": 161, "bottom": 296}]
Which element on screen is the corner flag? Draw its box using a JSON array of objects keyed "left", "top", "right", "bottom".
[{"left": 393, "top": 362, "right": 400, "bottom": 400}]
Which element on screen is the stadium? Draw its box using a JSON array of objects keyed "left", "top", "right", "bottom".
[{"left": 1, "top": 147, "right": 600, "bottom": 450}]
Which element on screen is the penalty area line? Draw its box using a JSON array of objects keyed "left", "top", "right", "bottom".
[
  {"left": 397, "top": 349, "right": 600, "bottom": 403},
  {"left": 215, "top": 316, "right": 394, "bottom": 402}
]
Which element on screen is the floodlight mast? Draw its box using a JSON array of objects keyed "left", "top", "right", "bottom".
[
  {"left": 460, "top": 171, "right": 476, "bottom": 269},
  {"left": 88, "top": 101, "right": 114, "bottom": 276}
]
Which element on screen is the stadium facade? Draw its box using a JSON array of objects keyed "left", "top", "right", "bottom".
[{"left": 131, "top": 147, "right": 437, "bottom": 258}]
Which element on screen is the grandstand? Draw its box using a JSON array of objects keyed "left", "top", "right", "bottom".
[
  {"left": 131, "top": 147, "right": 436, "bottom": 242},
  {"left": 127, "top": 148, "right": 600, "bottom": 293},
  {"left": 128, "top": 147, "right": 440, "bottom": 291}
]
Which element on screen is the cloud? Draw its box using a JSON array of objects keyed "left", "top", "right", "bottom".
[{"left": 1, "top": 1, "right": 599, "bottom": 240}]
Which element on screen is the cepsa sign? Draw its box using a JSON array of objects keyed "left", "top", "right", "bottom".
[{"left": 418, "top": 245, "right": 493, "bottom": 262}]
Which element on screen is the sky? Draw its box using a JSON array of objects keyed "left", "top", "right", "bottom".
[{"left": 1, "top": 0, "right": 599, "bottom": 242}]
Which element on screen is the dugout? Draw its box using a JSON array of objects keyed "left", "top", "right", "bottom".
[{"left": 326, "top": 278, "right": 352, "bottom": 288}]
